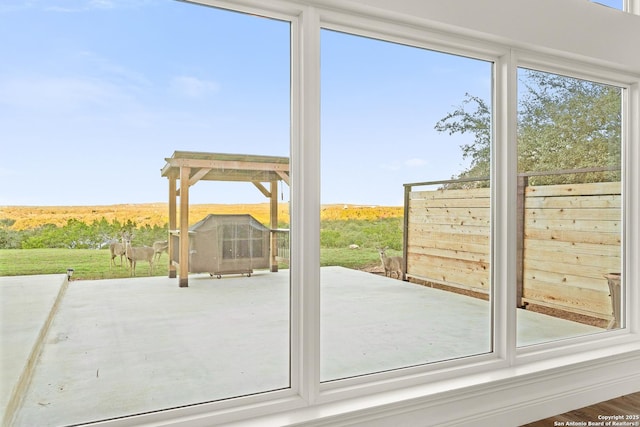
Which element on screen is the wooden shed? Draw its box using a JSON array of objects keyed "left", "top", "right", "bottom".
[
  {"left": 171, "top": 214, "right": 270, "bottom": 278},
  {"left": 161, "top": 151, "right": 289, "bottom": 287}
]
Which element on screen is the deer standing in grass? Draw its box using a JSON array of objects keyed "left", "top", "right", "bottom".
[
  {"left": 152, "top": 240, "right": 169, "bottom": 262},
  {"left": 109, "top": 233, "right": 128, "bottom": 267},
  {"left": 378, "top": 246, "right": 404, "bottom": 280},
  {"left": 124, "top": 233, "right": 155, "bottom": 276}
]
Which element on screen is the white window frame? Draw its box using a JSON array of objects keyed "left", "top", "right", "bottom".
[
  {"left": 512, "top": 54, "right": 636, "bottom": 363},
  {"left": 314, "top": 11, "right": 510, "bottom": 393},
  {"left": 90, "top": 1, "right": 640, "bottom": 426}
]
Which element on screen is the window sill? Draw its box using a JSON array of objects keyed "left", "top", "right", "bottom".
[{"left": 110, "top": 339, "right": 640, "bottom": 426}]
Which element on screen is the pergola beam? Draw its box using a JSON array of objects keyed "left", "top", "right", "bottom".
[
  {"left": 276, "top": 171, "right": 290, "bottom": 185},
  {"left": 189, "top": 168, "right": 212, "bottom": 186},
  {"left": 164, "top": 157, "right": 289, "bottom": 173},
  {"left": 252, "top": 182, "right": 271, "bottom": 198}
]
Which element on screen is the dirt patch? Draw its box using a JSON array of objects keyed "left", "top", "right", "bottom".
[
  {"left": 359, "top": 264, "right": 385, "bottom": 275},
  {"left": 523, "top": 304, "right": 608, "bottom": 328}
]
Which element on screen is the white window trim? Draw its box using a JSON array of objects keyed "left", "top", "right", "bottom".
[{"left": 89, "top": 1, "right": 640, "bottom": 426}]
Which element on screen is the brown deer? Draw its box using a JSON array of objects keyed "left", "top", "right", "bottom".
[
  {"left": 378, "top": 246, "right": 404, "bottom": 280},
  {"left": 152, "top": 240, "right": 169, "bottom": 262},
  {"left": 124, "top": 233, "right": 155, "bottom": 276},
  {"left": 109, "top": 233, "right": 127, "bottom": 267}
]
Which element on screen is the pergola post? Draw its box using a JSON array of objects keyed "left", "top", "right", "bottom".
[
  {"left": 168, "top": 177, "right": 177, "bottom": 279},
  {"left": 179, "top": 166, "right": 190, "bottom": 287},
  {"left": 270, "top": 180, "right": 278, "bottom": 272}
]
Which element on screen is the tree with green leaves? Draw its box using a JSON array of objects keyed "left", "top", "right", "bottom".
[{"left": 435, "top": 69, "right": 621, "bottom": 186}]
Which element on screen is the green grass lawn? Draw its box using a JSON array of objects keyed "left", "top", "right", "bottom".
[
  {"left": 0, "top": 247, "right": 394, "bottom": 280},
  {"left": 0, "top": 249, "right": 169, "bottom": 280},
  {"left": 320, "top": 247, "right": 390, "bottom": 270}
]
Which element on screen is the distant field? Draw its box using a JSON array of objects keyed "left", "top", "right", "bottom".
[
  {"left": 0, "top": 203, "right": 403, "bottom": 279},
  {"left": 0, "top": 203, "right": 403, "bottom": 230}
]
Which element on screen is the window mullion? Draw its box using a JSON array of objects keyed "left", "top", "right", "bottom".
[
  {"left": 493, "top": 51, "right": 519, "bottom": 364},
  {"left": 293, "top": 5, "right": 322, "bottom": 404}
]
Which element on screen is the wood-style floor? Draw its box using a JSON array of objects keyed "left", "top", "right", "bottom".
[{"left": 523, "top": 392, "right": 640, "bottom": 426}]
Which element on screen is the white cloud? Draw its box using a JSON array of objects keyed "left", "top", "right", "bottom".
[
  {"left": 88, "top": 0, "right": 116, "bottom": 9},
  {"left": 380, "top": 160, "right": 401, "bottom": 171},
  {"left": 0, "top": 75, "right": 131, "bottom": 111},
  {"left": 0, "top": 167, "right": 16, "bottom": 177},
  {"left": 78, "top": 51, "right": 150, "bottom": 87},
  {"left": 381, "top": 158, "right": 428, "bottom": 171},
  {"left": 169, "top": 76, "right": 220, "bottom": 98},
  {"left": 405, "top": 158, "right": 427, "bottom": 167}
]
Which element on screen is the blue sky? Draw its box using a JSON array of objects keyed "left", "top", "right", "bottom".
[
  {"left": 1, "top": 1, "right": 290, "bottom": 206},
  {"left": 0, "top": 0, "right": 551, "bottom": 207},
  {"left": 321, "top": 30, "right": 491, "bottom": 205}
]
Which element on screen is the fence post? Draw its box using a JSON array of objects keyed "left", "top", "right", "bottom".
[
  {"left": 402, "top": 184, "right": 410, "bottom": 281},
  {"left": 516, "top": 175, "right": 528, "bottom": 308}
]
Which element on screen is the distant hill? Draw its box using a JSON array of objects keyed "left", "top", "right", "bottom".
[{"left": 0, "top": 203, "right": 403, "bottom": 230}]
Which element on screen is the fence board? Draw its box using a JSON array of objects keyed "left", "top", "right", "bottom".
[
  {"left": 524, "top": 228, "right": 620, "bottom": 246},
  {"left": 410, "top": 187, "right": 490, "bottom": 200},
  {"left": 524, "top": 256, "right": 619, "bottom": 280},
  {"left": 408, "top": 198, "right": 491, "bottom": 208},
  {"left": 525, "top": 181, "right": 620, "bottom": 197},
  {"left": 407, "top": 222, "right": 489, "bottom": 235},
  {"left": 410, "top": 238, "right": 489, "bottom": 256},
  {"left": 409, "top": 229, "right": 489, "bottom": 246},
  {"left": 525, "top": 218, "right": 620, "bottom": 232},
  {"left": 523, "top": 268, "right": 617, "bottom": 293},
  {"left": 524, "top": 246, "right": 620, "bottom": 268},
  {"left": 409, "top": 213, "right": 490, "bottom": 227},
  {"left": 527, "top": 207, "right": 621, "bottom": 221},
  {"left": 408, "top": 253, "right": 489, "bottom": 273},
  {"left": 524, "top": 238, "right": 621, "bottom": 257},
  {"left": 408, "top": 262, "right": 490, "bottom": 291},
  {"left": 410, "top": 245, "right": 489, "bottom": 263},
  {"left": 522, "top": 279, "right": 612, "bottom": 316},
  {"left": 409, "top": 206, "right": 490, "bottom": 220},
  {"left": 525, "top": 194, "right": 620, "bottom": 209}
]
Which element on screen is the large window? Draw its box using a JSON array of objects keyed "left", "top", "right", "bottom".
[
  {"left": 516, "top": 68, "right": 623, "bottom": 346},
  {"left": 2, "top": 2, "right": 291, "bottom": 426},
  {"left": 320, "top": 30, "right": 494, "bottom": 380}
]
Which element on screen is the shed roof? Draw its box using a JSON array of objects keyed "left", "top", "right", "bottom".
[
  {"left": 160, "top": 151, "right": 289, "bottom": 185},
  {"left": 189, "top": 214, "right": 269, "bottom": 232}
]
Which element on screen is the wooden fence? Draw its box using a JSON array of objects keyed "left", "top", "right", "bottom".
[
  {"left": 404, "top": 178, "right": 621, "bottom": 321},
  {"left": 406, "top": 186, "right": 491, "bottom": 295}
]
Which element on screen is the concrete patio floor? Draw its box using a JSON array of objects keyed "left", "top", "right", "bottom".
[{"left": 2, "top": 267, "right": 601, "bottom": 426}]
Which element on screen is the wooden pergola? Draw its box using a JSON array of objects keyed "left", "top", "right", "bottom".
[{"left": 160, "top": 151, "right": 290, "bottom": 287}]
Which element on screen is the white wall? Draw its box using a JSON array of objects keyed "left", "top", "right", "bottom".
[{"left": 319, "top": 0, "right": 640, "bottom": 73}]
